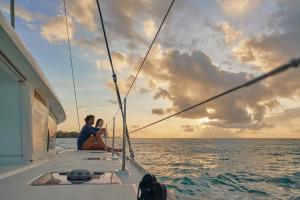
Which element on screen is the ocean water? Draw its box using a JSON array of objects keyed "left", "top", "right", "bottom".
[{"left": 56, "top": 138, "right": 300, "bottom": 200}]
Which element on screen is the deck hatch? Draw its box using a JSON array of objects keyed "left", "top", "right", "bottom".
[
  {"left": 31, "top": 171, "right": 119, "bottom": 186},
  {"left": 89, "top": 151, "right": 106, "bottom": 154},
  {"left": 83, "top": 157, "right": 113, "bottom": 161}
]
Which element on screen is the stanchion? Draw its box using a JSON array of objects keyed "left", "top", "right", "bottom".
[{"left": 121, "top": 98, "right": 126, "bottom": 171}]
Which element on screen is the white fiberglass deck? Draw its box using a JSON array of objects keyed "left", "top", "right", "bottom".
[{"left": 0, "top": 150, "right": 144, "bottom": 200}]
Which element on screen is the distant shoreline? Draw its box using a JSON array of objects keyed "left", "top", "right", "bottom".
[{"left": 55, "top": 131, "right": 122, "bottom": 138}]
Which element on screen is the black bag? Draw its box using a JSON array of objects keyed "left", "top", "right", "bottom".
[{"left": 137, "top": 173, "right": 167, "bottom": 200}]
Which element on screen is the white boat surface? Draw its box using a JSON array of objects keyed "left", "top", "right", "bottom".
[{"left": 0, "top": 150, "right": 148, "bottom": 200}]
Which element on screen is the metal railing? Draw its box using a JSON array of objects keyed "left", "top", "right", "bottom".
[
  {"left": 111, "top": 117, "right": 116, "bottom": 157},
  {"left": 122, "top": 98, "right": 127, "bottom": 171},
  {"left": 106, "top": 98, "right": 127, "bottom": 170}
]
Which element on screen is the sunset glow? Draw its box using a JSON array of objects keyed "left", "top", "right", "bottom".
[{"left": 1, "top": 0, "right": 299, "bottom": 138}]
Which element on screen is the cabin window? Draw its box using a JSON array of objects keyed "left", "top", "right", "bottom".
[{"left": 32, "top": 91, "right": 48, "bottom": 160}]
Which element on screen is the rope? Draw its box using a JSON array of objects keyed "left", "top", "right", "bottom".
[
  {"left": 95, "top": 0, "right": 135, "bottom": 158},
  {"left": 62, "top": 0, "right": 81, "bottom": 131},
  {"left": 130, "top": 58, "right": 300, "bottom": 134},
  {"left": 55, "top": 143, "right": 68, "bottom": 149},
  {"left": 113, "top": 107, "right": 121, "bottom": 118}
]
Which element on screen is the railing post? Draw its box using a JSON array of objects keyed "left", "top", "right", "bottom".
[
  {"left": 105, "top": 124, "right": 107, "bottom": 151},
  {"left": 121, "top": 98, "right": 126, "bottom": 171},
  {"left": 10, "top": 0, "right": 15, "bottom": 28},
  {"left": 112, "top": 117, "right": 115, "bottom": 157}
]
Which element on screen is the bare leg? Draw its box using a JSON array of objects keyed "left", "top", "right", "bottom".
[
  {"left": 92, "top": 135, "right": 122, "bottom": 152},
  {"left": 104, "top": 146, "right": 122, "bottom": 153},
  {"left": 81, "top": 137, "right": 97, "bottom": 150}
]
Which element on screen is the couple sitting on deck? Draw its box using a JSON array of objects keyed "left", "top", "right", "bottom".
[{"left": 77, "top": 115, "right": 122, "bottom": 152}]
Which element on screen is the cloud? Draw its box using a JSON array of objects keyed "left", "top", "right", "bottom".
[
  {"left": 40, "top": 16, "right": 74, "bottom": 43},
  {"left": 131, "top": 125, "right": 140, "bottom": 129},
  {"left": 232, "top": 35, "right": 297, "bottom": 70},
  {"left": 78, "top": 105, "right": 89, "bottom": 109},
  {"left": 211, "top": 21, "right": 242, "bottom": 45},
  {"left": 107, "top": 100, "right": 117, "bottom": 105},
  {"left": 96, "top": 52, "right": 132, "bottom": 71},
  {"left": 139, "top": 88, "right": 149, "bottom": 94},
  {"left": 154, "top": 88, "right": 171, "bottom": 100},
  {"left": 0, "top": 3, "right": 48, "bottom": 22},
  {"left": 144, "top": 19, "right": 156, "bottom": 38},
  {"left": 232, "top": 0, "right": 300, "bottom": 99},
  {"left": 213, "top": 0, "right": 300, "bottom": 109},
  {"left": 106, "top": 79, "right": 131, "bottom": 95},
  {"left": 1, "top": 1, "right": 104, "bottom": 53},
  {"left": 152, "top": 108, "right": 165, "bottom": 115},
  {"left": 209, "top": 120, "right": 274, "bottom": 131},
  {"left": 62, "top": 0, "right": 172, "bottom": 45},
  {"left": 64, "top": 0, "right": 97, "bottom": 31},
  {"left": 2, "top": 0, "right": 175, "bottom": 55},
  {"left": 104, "top": 69, "right": 148, "bottom": 96},
  {"left": 265, "top": 106, "right": 300, "bottom": 133},
  {"left": 101, "top": 0, "right": 173, "bottom": 44},
  {"left": 266, "top": 107, "right": 300, "bottom": 123},
  {"left": 181, "top": 125, "right": 195, "bottom": 132},
  {"left": 143, "top": 49, "right": 276, "bottom": 130},
  {"left": 232, "top": 0, "right": 300, "bottom": 70},
  {"left": 292, "top": 128, "right": 300, "bottom": 134},
  {"left": 73, "top": 36, "right": 104, "bottom": 55},
  {"left": 219, "top": 0, "right": 261, "bottom": 16}
]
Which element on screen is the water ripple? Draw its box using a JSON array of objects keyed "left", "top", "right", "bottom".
[{"left": 132, "top": 139, "right": 300, "bottom": 199}]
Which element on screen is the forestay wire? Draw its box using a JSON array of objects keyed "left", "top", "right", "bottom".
[
  {"left": 62, "top": 0, "right": 81, "bottom": 131},
  {"left": 130, "top": 58, "right": 300, "bottom": 134}
]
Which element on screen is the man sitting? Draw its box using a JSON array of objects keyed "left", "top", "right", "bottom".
[{"left": 77, "top": 115, "right": 122, "bottom": 152}]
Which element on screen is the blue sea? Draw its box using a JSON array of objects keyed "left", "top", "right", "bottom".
[{"left": 56, "top": 138, "right": 300, "bottom": 200}]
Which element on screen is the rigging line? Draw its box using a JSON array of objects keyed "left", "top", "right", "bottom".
[
  {"left": 125, "top": 0, "right": 175, "bottom": 98},
  {"left": 56, "top": 143, "right": 68, "bottom": 149},
  {"left": 130, "top": 58, "right": 300, "bottom": 134},
  {"left": 62, "top": 0, "right": 81, "bottom": 131},
  {"left": 114, "top": 107, "right": 121, "bottom": 117},
  {"left": 95, "top": 0, "right": 135, "bottom": 158},
  {"left": 106, "top": 105, "right": 120, "bottom": 126}
]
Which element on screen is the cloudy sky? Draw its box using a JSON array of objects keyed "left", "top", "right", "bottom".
[{"left": 1, "top": 0, "right": 300, "bottom": 138}]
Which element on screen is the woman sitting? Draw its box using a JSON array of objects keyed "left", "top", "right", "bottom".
[{"left": 77, "top": 115, "right": 122, "bottom": 152}]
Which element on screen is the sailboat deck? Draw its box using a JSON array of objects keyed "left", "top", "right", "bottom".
[{"left": 0, "top": 150, "right": 142, "bottom": 200}]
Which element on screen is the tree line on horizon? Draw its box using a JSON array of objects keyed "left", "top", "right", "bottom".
[
  {"left": 55, "top": 131, "right": 121, "bottom": 138},
  {"left": 56, "top": 130, "right": 79, "bottom": 138}
]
